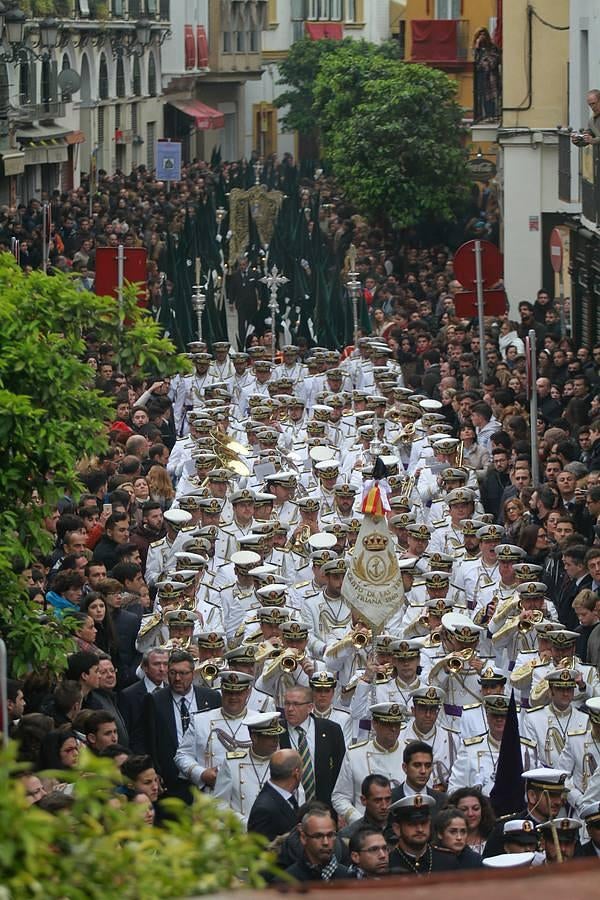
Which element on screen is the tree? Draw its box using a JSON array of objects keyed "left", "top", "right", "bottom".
[
  {"left": 313, "top": 45, "right": 469, "bottom": 228},
  {"left": 274, "top": 37, "right": 355, "bottom": 134},
  {"left": 0, "top": 256, "right": 185, "bottom": 675},
  {"left": 0, "top": 746, "right": 274, "bottom": 897}
]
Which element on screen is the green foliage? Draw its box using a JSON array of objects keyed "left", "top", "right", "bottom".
[
  {"left": 314, "top": 46, "right": 469, "bottom": 227},
  {"left": 0, "top": 254, "right": 185, "bottom": 675},
  {"left": 276, "top": 39, "right": 469, "bottom": 228},
  {"left": 0, "top": 745, "right": 274, "bottom": 898},
  {"left": 274, "top": 37, "right": 355, "bottom": 133}
]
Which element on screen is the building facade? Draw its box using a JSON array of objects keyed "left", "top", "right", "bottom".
[{"left": 0, "top": 1, "right": 170, "bottom": 203}]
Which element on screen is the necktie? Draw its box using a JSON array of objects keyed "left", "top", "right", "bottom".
[
  {"left": 296, "top": 725, "right": 316, "bottom": 801},
  {"left": 180, "top": 697, "right": 190, "bottom": 734},
  {"left": 289, "top": 793, "right": 299, "bottom": 812}
]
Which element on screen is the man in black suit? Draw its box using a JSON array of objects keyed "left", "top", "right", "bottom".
[
  {"left": 142, "top": 649, "right": 220, "bottom": 801},
  {"left": 118, "top": 647, "right": 168, "bottom": 752},
  {"left": 247, "top": 748, "right": 303, "bottom": 841},
  {"left": 279, "top": 685, "right": 345, "bottom": 805},
  {"left": 228, "top": 256, "right": 260, "bottom": 349},
  {"left": 557, "top": 545, "right": 593, "bottom": 630},
  {"left": 390, "top": 742, "right": 447, "bottom": 813}
]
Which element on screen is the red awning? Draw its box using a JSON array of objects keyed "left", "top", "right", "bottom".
[
  {"left": 169, "top": 99, "right": 225, "bottom": 130},
  {"left": 305, "top": 22, "right": 343, "bottom": 40},
  {"left": 197, "top": 24, "right": 208, "bottom": 68}
]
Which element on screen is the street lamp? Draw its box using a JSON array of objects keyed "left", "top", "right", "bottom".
[
  {"left": 5, "top": 6, "right": 25, "bottom": 46},
  {"left": 39, "top": 17, "right": 59, "bottom": 50},
  {"left": 135, "top": 18, "right": 152, "bottom": 48}
]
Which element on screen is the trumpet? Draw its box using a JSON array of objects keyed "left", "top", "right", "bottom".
[
  {"left": 352, "top": 628, "right": 371, "bottom": 649},
  {"left": 280, "top": 649, "right": 305, "bottom": 673},
  {"left": 558, "top": 656, "right": 576, "bottom": 669},
  {"left": 430, "top": 630, "right": 443, "bottom": 646},
  {"left": 447, "top": 649, "right": 474, "bottom": 673},
  {"left": 400, "top": 475, "right": 415, "bottom": 503},
  {"left": 518, "top": 610, "right": 544, "bottom": 632},
  {"left": 255, "top": 639, "right": 284, "bottom": 664},
  {"left": 375, "top": 664, "right": 395, "bottom": 684},
  {"left": 195, "top": 656, "right": 225, "bottom": 683}
]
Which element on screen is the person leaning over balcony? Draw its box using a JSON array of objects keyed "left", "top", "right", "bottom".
[{"left": 572, "top": 90, "right": 600, "bottom": 146}]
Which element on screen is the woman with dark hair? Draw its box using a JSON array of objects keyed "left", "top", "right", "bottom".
[
  {"left": 517, "top": 522, "right": 551, "bottom": 564},
  {"left": 80, "top": 592, "right": 119, "bottom": 661},
  {"left": 432, "top": 808, "right": 483, "bottom": 869},
  {"left": 473, "top": 27, "right": 501, "bottom": 121},
  {"left": 447, "top": 788, "right": 496, "bottom": 855},
  {"left": 38, "top": 729, "right": 80, "bottom": 771},
  {"left": 11, "top": 713, "right": 55, "bottom": 766}
]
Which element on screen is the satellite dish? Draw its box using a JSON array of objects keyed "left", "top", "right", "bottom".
[{"left": 58, "top": 69, "right": 82, "bottom": 96}]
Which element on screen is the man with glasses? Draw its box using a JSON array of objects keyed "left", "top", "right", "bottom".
[
  {"left": 286, "top": 809, "right": 351, "bottom": 882},
  {"left": 348, "top": 826, "right": 390, "bottom": 879},
  {"left": 279, "top": 686, "right": 345, "bottom": 804},
  {"left": 141, "top": 649, "right": 220, "bottom": 801}
]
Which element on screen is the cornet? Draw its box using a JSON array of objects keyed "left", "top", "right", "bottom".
[
  {"left": 447, "top": 649, "right": 474, "bottom": 673},
  {"left": 430, "top": 630, "right": 443, "bottom": 646},
  {"left": 280, "top": 649, "right": 305, "bottom": 673},
  {"left": 255, "top": 639, "right": 283, "bottom": 664},
  {"left": 195, "top": 656, "right": 225, "bottom": 683},
  {"left": 375, "top": 664, "right": 395, "bottom": 684},
  {"left": 352, "top": 627, "right": 371, "bottom": 649},
  {"left": 518, "top": 610, "right": 544, "bottom": 632},
  {"left": 558, "top": 656, "right": 576, "bottom": 669}
]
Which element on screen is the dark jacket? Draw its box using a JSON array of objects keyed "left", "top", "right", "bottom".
[
  {"left": 92, "top": 535, "right": 122, "bottom": 571},
  {"left": 479, "top": 468, "right": 511, "bottom": 519},
  {"left": 142, "top": 685, "right": 220, "bottom": 799},
  {"left": 285, "top": 856, "right": 351, "bottom": 883},
  {"left": 247, "top": 783, "right": 299, "bottom": 843},
  {"left": 389, "top": 844, "right": 461, "bottom": 875},
  {"left": 84, "top": 688, "right": 129, "bottom": 746},
  {"left": 110, "top": 607, "right": 141, "bottom": 688},
  {"left": 117, "top": 678, "right": 153, "bottom": 752},
  {"left": 279, "top": 715, "right": 345, "bottom": 804}
]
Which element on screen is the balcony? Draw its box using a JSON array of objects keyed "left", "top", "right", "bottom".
[
  {"left": 410, "top": 19, "right": 470, "bottom": 68},
  {"left": 580, "top": 144, "right": 600, "bottom": 227},
  {"left": 13, "top": 101, "right": 67, "bottom": 123}
]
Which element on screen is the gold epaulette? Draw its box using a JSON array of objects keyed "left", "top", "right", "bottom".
[{"left": 464, "top": 735, "right": 484, "bottom": 746}]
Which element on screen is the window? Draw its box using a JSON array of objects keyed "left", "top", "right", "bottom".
[
  {"left": 146, "top": 121, "right": 156, "bottom": 168},
  {"left": 148, "top": 54, "right": 157, "bottom": 96},
  {"left": 344, "top": 0, "right": 356, "bottom": 22},
  {"left": 132, "top": 56, "right": 141, "bottom": 95},
  {"left": 249, "top": 29, "right": 259, "bottom": 52},
  {"left": 129, "top": 0, "right": 141, "bottom": 16},
  {"left": 223, "top": 31, "right": 231, "bottom": 52},
  {"left": 97, "top": 105, "right": 105, "bottom": 145},
  {"left": 99, "top": 54, "right": 109, "bottom": 100},
  {"left": 319, "top": 0, "right": 331, "bottom": 20},
  {"left": 115, "top": 104, "right": 121, "bottom": 128},
  {"left": 307, "top": 0, "right": 318, "bottom": 19},
  {"left": 435, "top": 0, "right": 460, "bottom": 19},
  {"left": 19, "top": 61, "right": 29, "bottom": 106},
  {"left": 78, "top": 0, "right": 90, "bottom": 15},
  {"left": 112, "top": 0, "right": 125, "bottom": 15},
  {"left": 146, "top": 0, "right": 158, "bottom": 15},
  {"left": 116, "top": 57, "right": 126, "bottom": 98},
  {"left": 131, "top": 102, "right": 138, "bottom": 134},
  {"left": 41, "top": 59, "right": 51, "bottom": 110},
  {"left": 159, "top": 0, "right": 170, "bottom": 18},
  {"left": 0, "top": 63, "right": 8, "bottom": 119},
  {"left": 268, "top": 0, "right": 277, "bottom": 25},
  {"left": 330, "top": 0, "right": 342, "bottom": 20},
  {"left": 235, "top": 30, "right": 245, "bottom": 52}
]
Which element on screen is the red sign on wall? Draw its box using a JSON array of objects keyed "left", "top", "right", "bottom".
[{"left": 95, "top": 247, "right": 148, "bottom": 306}]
